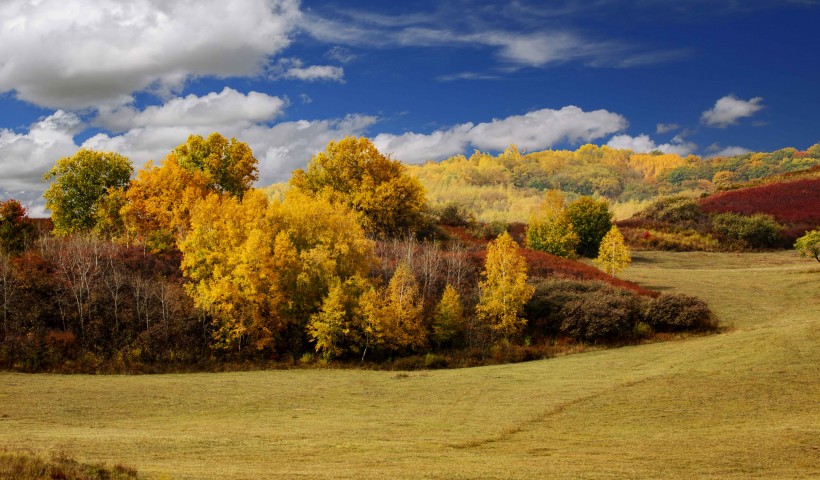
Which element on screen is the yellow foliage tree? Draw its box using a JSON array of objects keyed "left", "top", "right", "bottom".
[
  {"left": 361, "top": 262, "right": 426, "bottom": 355},
  {"left": 174, "top": 132, "right": 258, "bottom": 198},
  {"left": 180, "top": 190, "right": 286, "bottom": 350},
  {"left": 432, "top": 284, "right": 464, "bottom": 347},
  {"left": 593, "top": 226, "right": 631, "bottom": 277},
  {"left": 290, "top": 136, "right": 428, "bottom": 238},
  {"left": 476, "top": 231, "right": 534, "bottom": 340},
  {"left": 122, "top": 155, "right": 212, "bottom": 251},
  {"left": 180, "top": 188, "right": 375, "bottom": 352}
]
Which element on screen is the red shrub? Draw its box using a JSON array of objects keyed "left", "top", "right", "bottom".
[{"left": 700, "top": 178, "right": 820, "bottom": 225}]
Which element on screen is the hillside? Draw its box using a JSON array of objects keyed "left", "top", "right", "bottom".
[
  {"left": 408, "top": 144, "right": 820, "bottom": 223},
  {"left": 2, "top": 250, "right": 817, "bottom": 479}
]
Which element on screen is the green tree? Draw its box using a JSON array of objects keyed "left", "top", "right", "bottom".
[
  {"left": 476, "top": 231, "right": 534, "bottom": 340},
  {"left": 0, "top": 199, "right": 35, "bottom": 255},
  {"left": 290, "top": 136, "right": 428, "bottom": 238},
  {"left": 593, "top": 226, "right": 631, "bottom": 276},
  {"left": 794, "top": 229, "right": 820, "bottom": 262},
  {"left": 174, "top": 132, "right": 259, "bottom": 198},
  {"left": 525, "top": 190, "right": 579, "bottom": 258},
  {"left": 565, "top": 196, "right": 613, "bottom": 257},
  {"left": 43, "top": 149, "right": 133, "bottom": 235}
]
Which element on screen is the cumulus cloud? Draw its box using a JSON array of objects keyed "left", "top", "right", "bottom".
[
  {"left": 607, "top": 133, "right": 697, "bottom": 156},
  {"left": 373, "top": 106, "right": 627, "bottom": 163},
  {"left": 95, "top": 88, "right": 286, "bottom": 133},
  {"left": 0, "top": 0, "right": 300, "bottom": 108},
  {"left": 0, "top": 111, "right": 84, "bottom": 215},
  {"left": 3, "top": 89, "right": 377, "bottom": 214},
  {"left": 701, "top": 95, "right": 764, "bottom": 128},
  {"left": 656, "top": 123, "right": 680, "bottom": 134}
]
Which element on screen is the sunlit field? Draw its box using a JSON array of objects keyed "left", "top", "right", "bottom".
[{"left": 1, "top": 251, "right": 818, "bottom": 479}]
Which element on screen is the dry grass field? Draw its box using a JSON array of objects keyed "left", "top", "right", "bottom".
[{"left": 1, "top": 251, "right": 818, "bottom": 479}]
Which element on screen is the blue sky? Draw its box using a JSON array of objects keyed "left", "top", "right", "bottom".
[{"left": 1, "top": 0, "right": 819, "bottom": 214}]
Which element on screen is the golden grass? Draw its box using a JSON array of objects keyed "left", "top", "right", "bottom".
[{"left": 1, "top": 251, "right": 819, "bottom": 479}]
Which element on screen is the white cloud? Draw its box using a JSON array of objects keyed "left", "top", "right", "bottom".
[
  {"left": 95, "top": 88, "right": 286, "bottom": 133},
  {"left": 436, "top": 72, "right": 500, "bottom": 82},
  {"left": 607, "top": 133, "right": 697, "bottom": 156},
  {"left": 269, "top": 58, "right": 345, "bottom": 82},
  {"left": 705, "top": 144, "right": 751, "bottom": 158},
  {"left": 656, "top": 123, "right": 680, "bottom": 134},
  {"left": 283, "top": 65, "right": 345, "bottom": 82},
  {"left": 300, "top": 11, "right": 683, "bottom": 70},
  {"left": 0, "top": 0, "right": 300, "bottom": 108},
  {"left": 373, "top": 106, "right": 627, "bottom": 163},
  {"left": 701, "top": 95, "right": 764, "bottom": 128},
  {"left": 0, "top": 111, "right": 84, "bottom": 216}
]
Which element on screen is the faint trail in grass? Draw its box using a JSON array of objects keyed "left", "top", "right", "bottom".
[{"left": 451, "top": 377, "right": 653, "bottom": 449}]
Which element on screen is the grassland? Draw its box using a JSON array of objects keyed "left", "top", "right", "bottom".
[{"left": 1, "top": 251, "right": 818, "bottom": 479}]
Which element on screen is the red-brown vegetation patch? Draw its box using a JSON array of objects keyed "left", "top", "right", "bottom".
[{"left": 700, "top": 178, "right": 820, "bottom": 225}]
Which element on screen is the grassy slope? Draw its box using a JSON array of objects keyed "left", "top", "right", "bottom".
[{"left": 1, "top": 251, "right": 818, "bottom": 480}]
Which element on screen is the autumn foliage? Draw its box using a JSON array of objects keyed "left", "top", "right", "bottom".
[{"left": 0, "top": 135, "right": 732, "bottom": 371}]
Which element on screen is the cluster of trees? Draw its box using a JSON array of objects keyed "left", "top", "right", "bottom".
[
  {"left": 525, "top": 191, "right": 630, "bottom": 276},
  {"left": 407, "top": 144, "right": 820, "bottom": 223},
  {"left": 0, "top": 134, "right": 726, "bottom": 371}
]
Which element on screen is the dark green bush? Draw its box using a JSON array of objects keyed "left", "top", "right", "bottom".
[
  {"left": 711, "top": 212, "right": 783, "bottom": 248},
  {"left": 559, "top": 292, "right": 641, "bottom": 342},
  {"left": 436, "top": 202, "right": 474, "bottom": 227},
  {"left": 640, "top": 196, "right": 707, "bottom": 227},
  {"left": 645, "top": 294, "right": 717, "bottom": 332},
  {"left": 525, "top": 278, "right": 646, "bottom": 343}
]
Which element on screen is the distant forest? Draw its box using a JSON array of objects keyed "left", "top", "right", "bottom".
[{"left": 407, "top": 143, "right": 820, "bottom": 222}]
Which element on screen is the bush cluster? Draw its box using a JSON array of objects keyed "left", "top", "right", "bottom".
[
  {"left": 524, "top": 279, "right": 718, "bottom": 344},
  {"left": 711, "top": 212, "right": 784, "bottom": 248}
]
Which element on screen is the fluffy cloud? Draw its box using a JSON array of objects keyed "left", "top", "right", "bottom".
[
  {"left": 95, "top": 88, "right": 286, "bottom": 133},
  {"left": 607, "top": 133, "right": 697, "bottom": 156},
  {"left": 0, "top": 111, "right": 84, "bottom": 215},
  {"left": 0, "top": 0, "right": 300, "bottom": 108},
  {"left": 373, "top": 106, "right": 627, "bottom": 163},
  {"left": 701, "top": 95, "right": 764, "bottom": 128},
  {"left": 84, "top": 117, "right": 378, "bottom": 186}
]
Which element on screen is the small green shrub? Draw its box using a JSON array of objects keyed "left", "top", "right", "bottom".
[
  {"left": 711, "top": 212, "right": 783, "bottom": 248},
  {"left": 645, "top": 294, "right": 717, "bottom": 332}
]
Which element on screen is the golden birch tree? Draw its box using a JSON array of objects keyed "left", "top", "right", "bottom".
[
  {"left": 476, "top": 231, "right": 534, "bottom": 340},
  {"left": 593, "top": 226, "right": 631, "bottom": 276}
]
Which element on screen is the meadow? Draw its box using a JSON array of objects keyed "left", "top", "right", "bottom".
[{"left": 1, "top": 250, "right": 818, "bottom": 479}]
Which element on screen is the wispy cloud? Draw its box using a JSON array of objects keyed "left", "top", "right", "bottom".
[
  {"left": 656, "top": 123, "right": 680, "bottom": 134},
  {"left": 436, "top": 72, "right": 500, "bottom": 82},
  {"left": 298, "top": 5, "right": 686, "bottom": 70}
]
